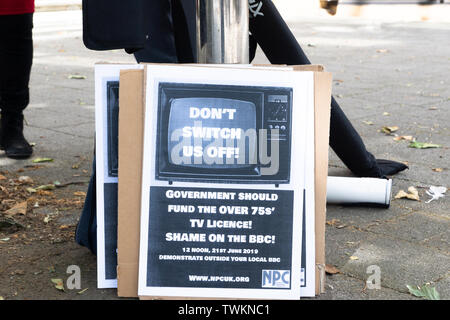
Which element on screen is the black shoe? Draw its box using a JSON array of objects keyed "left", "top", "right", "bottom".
[{"left": 0, "top": 112, "right": 33, "bottom": 159}]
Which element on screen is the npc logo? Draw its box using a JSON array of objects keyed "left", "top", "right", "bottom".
[{"left": 261, "top": 270, "right": 291, "bottom": 288}]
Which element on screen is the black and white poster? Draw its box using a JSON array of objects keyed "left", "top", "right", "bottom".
[
  {"left": 146, "top": 186, "right": 294, "bottom": 289},
  {"left": 138, "top": 65, "right": 315, "bottom": 299},
  {"left": 94, "top": 64, "right": 143, "bottom": 288}
]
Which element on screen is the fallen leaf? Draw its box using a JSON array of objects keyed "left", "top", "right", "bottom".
[
  {"left": 408, "top": 186, "right": 420, "bottom": 199},
  {"left": 325, "top": 265, "right": 340, "bottom": 275},
  {"left": 362, "top": 120, "right": 374, "bottom": 125},
  {"left": 77, "top": 288, "right": 88, "bottom": 295},
  {"left": 382, "top": 112, "right": 390, "bottom": 116},
  {"left": 432, "top": 168, "right": 443, "bottom": 172},
  {"left": 18, "top": 176, "right": 33, "bottom": 184},
  {"left": 36, "top": 184, "right": 56, "bottom": 191},
  {"left": 37, "top": 190, "right": 53, "bottom": 196},
  {"left": 68, "top": 74, "right": 87, "bottom": 80},
  {"left": 0, "top": 174, "right": 6, "bottom": 180},
  {"left": 32, "top": 158, "right": 54, "bottom": 163},
  {"left": 51, "top": 278, "right": 65, "bottom": 291},
  {"left": 43, "top": 215, "right": 52, "bottom": 224},
  {"left": 0, "top": 218, "right": 24, "bottom": 231},
  {"left": 394, "top": 187, "right": 420, "bottom": 201},
  {"left": 409, "top": 141, "right": 442, "bottom": 149},
  {"left": 393, "top": 135, "right": 414, "bottom": 142},
  {"left": 13, "top": 270, "right": 25, "bottom": 276},
  {"left": 407, "top": 284, "right": 440, "bottom": 300},
  {"left": 381, "top": 126, "right": 399, "bottom": 134},
  {"left": 349, "top": 256, "right": 359, "bottom": 261},
  {"left": 73, "top": 191, "right": 86, "bottom": 197},
  {"left": 326, "top": 219, "right": 341, "bottom": 226},
  {"left": 5, "top": 202, "right": 27, "bottom": 216}
]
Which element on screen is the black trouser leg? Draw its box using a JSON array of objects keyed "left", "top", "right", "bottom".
[
  {"left": 0, "top": 13, "right": 34, "bottom": 113},
  {"left": 0, "top": 13, "right": 34, "bottom": 158}
]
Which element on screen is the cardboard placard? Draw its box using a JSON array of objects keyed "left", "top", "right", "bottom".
[{"left": 116, "top": 64, "right": 331, "bottom": 298}]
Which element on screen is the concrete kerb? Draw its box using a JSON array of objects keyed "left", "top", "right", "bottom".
[{"left": 35, "top": 0, "right": 81, "bottom": 12}]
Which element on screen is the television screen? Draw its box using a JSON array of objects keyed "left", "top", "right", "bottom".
[{"left": 168, "top": 97, "right": 257, "bottom": 169}]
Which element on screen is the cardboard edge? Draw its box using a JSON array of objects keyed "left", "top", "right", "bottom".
[
  {"left": 117, "top": 69, "right": 145, "bottom": 298},
  {"left": 292, "top": 65, "right": 325, "bottom": 72},
  {"left": 119, "top": 66, "right": 331, "bottom": 299}
]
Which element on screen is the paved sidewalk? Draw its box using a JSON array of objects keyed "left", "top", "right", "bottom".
[
  {"left": 0, "top": 9, "right": 448, "bottom": 300},
  {"left": 35, "top": 0, "right": 81, "bottom": 12}
]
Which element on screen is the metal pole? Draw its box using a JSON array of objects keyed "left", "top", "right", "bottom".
[{"left": 196, "top": 0, "right": 249, "bottom": 64}]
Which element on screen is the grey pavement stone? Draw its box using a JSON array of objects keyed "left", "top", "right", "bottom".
[
  {"left": 313, "top": 273, "right": 420, "bottom": 300},
  {"left": 366, "top": 211, "right": 450, "bottom": 245},
  {"left": 44, "top": 122, "right": 95, "bottom": 140},
  {"left": 326, "top": 203, "right": 415, "bottom": 231},
  {"left": 325, "top": 226, "right": 373, "bottom": 268},
  {"left": 339, "top": 235, "right": 450, "bottom": 293},
  {"left": 25, "top": 107, "right": 94, "bottom": 130},
  {"left": 422, "top": 230, "right": 450, "bottom": 254}
]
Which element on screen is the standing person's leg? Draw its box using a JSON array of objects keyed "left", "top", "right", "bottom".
[
  {"left": 0, "top": 13, "right": 34, "bottom": 159},
  {"left": 249, "top": 0, "right": 407, "bottom": 177}
]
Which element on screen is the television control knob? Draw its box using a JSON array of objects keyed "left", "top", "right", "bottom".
[{"left": 280, "top": 125, "right": 286, "bottom": 131}]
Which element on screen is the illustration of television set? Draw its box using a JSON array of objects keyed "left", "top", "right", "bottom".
[{"left": 155, "top": 83, "right": 293, "bottom": 185}]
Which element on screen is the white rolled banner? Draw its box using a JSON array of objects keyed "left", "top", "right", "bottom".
[{"left": 326, "top": 176, "right": 393, "bottom": 207}]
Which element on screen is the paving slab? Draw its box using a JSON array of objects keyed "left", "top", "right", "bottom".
[
  {"left": 313, "top": 273, "right": 420, "bottom": 300},
  {"left": 339, "top": 233, "right": 450, "bottom": 294}
]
